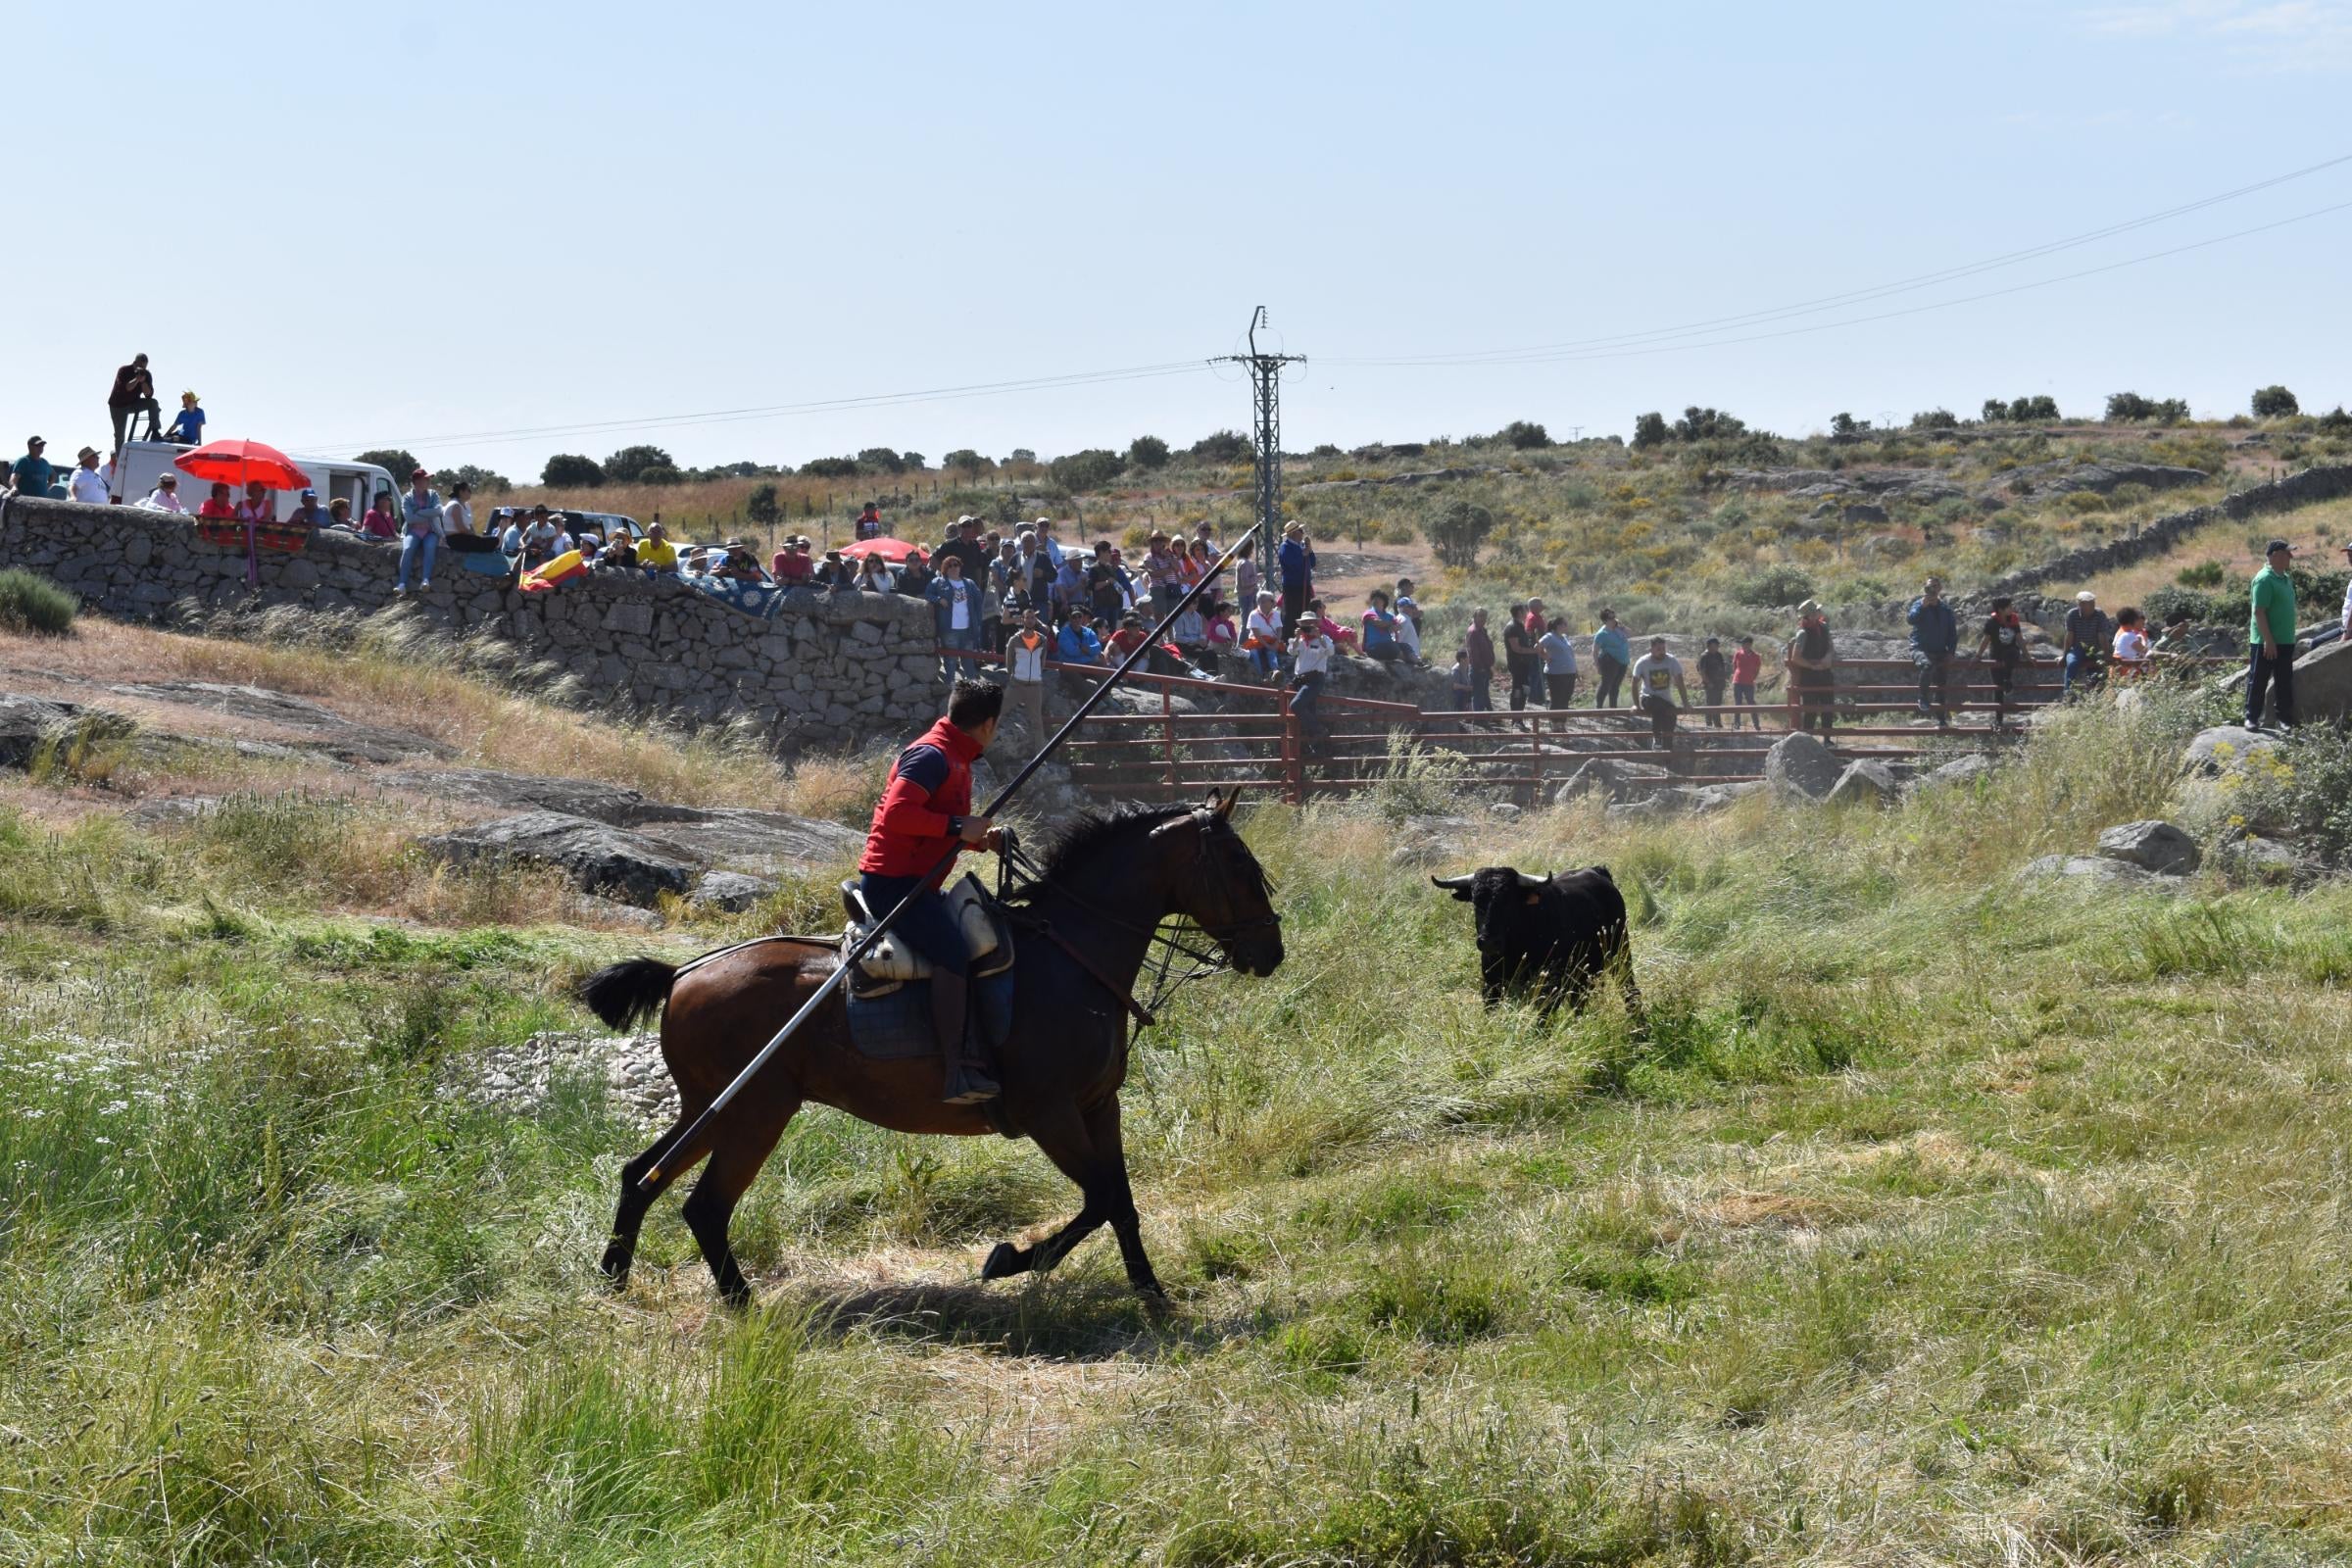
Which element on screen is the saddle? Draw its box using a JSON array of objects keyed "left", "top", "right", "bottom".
[{"left": 838, "top": 872, "right": 1014, "bottom": 1000}]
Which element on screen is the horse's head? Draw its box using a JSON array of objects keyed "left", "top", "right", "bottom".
[{"left": 1150, "top": 790, "right": 1284, "bottom": 977}]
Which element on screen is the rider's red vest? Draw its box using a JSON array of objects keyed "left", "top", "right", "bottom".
[{"left": 858, "top": 717, "right": 982, "bottom": 883}]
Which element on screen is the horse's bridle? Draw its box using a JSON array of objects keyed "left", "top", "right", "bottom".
[{"left": 998, "top": 808, "right": 1278, "bottom": 1024}]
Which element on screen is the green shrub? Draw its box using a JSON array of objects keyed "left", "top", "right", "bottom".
[
  {"left": 2176, "top": 561, "right": 2225, "bottom": 587},
  {"left": 1497, "top": 419, "right": 1551, "bottom": 450},
  {"left": 1420, "top": 498, "right": 1496, "bottom": 568},
  {"left": 2064, "top": 490, "right": 2111, "bottom": 514},
  {"left": 1049, "top": 448, "right": 1125, "bottom": 492},
  {"left": 2252, "top": 384, "right": 2300, "bottom": 418},
  {"left": 1731, "top": 564, "right": 1815, "bottom": 608},
  {"left": 0, "top": 568, "right": 75, "bottom": 635}
]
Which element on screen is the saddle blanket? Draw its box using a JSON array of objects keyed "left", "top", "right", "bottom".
[{"left": 845, "top": 968, "right": 1014, "bottom": 1061}]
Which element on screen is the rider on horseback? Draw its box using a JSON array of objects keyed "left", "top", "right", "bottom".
[{"left": 858, "top": 678, "right": 1006, "bottom": 1104}]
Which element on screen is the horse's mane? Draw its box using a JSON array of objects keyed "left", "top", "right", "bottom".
[
  {"left": 1013, "top": 801, "right": 1274, "bottom": 906},
  {"left": 1023, "top": 802, "right": 1195, "bottom": 890}
]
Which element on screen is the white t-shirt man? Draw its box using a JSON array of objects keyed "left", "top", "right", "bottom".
[
  {"left": 1291, "top": 631, "right": 1333, "bottom": 676},
  {"left": 1395, "top": 608, "right": 1422, "bottom": 660},
  {"left": 69, "top": 466, "right": 110, "bottom": 505},
  {"left": 1630, "top": 651, "right": 1685, "bottom": 706}
]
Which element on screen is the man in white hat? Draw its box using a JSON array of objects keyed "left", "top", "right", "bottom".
[
  {"left": 2063, "top": 590, "right": 2114, "bottom": 697},
  {"left": 68, "top": 446, "right": 111, "bottom": 506}
]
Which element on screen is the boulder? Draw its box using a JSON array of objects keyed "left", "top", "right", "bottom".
[
  {"left": 1826, "top": 759, "right": 1899, "bottom": 807},
  {"left": 2018, "top": 854, "right": 2179, "bottom": 891},
  {"left": 0, "top": 694, "right": 81, "bottom": 768},
  {"left": 1841, "top": 503, "right": 1889, "bottom": 526},
  {"left": 1606, "top": 787, "right": 1701, "bottom": 821},
  {"left": 2182, "top": 725, "right": 2281, "bottom": 777},
  {"left": 2215, "top": 835, "right": 2299, "bottom": 883},
  {"left": 1553, "top": 757, "right": 1672, "bottom": 806},
  {"left": 420, "top": 810, "right": 698, "bottom": 907},
  {"left": 689, "top": 869, "right": 777, "bottom": 912},
  {"left": 1916, "top": 753, "right": 1998, "bottom": 792},
  {"left": 1764, "top": 732, "right": 1844, "bottom": 802},
  {"left": 2095, "top": 819, "right": 2200, "bottom": 876},
  {"left": 2290, "top": 638, "right": 2352, "bottom": 724}
]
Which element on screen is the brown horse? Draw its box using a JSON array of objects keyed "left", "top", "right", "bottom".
[{"left": 577, "top": 793, "right": 1283, "bottom": 1306}]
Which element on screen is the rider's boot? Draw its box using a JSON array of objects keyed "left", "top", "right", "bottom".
[{"left": 932, "top": 967, "right": 1000, "bottom": 1104}]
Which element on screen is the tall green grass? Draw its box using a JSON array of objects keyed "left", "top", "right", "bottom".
[
  {"left": 0, "top": 567, "right": 74, "bottom": 635},
  {"left": 5, "top": 695, "right": 2352, "bottom": 1563}
]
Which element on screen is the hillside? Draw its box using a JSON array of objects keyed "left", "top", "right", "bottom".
[
  {"left": 494, "top": 414, "right": 2352, "bottom": 643},
  {"left": 8, "top": 611, "right": 2352, "bottom": 1562}
]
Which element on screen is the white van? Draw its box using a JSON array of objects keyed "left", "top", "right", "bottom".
[{"left": 112, "top": 440, "right": 402, "bottom": 522}]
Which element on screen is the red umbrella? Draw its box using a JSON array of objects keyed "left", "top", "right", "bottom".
[
  {"left": 174, "top": 439, "right": 312, "bottom": 492},
  {"left": 839, "top": 536, "right": 924, "bottom": 564}
]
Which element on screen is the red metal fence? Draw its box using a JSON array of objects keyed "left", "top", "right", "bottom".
[{"left": 944, "top": 650, "right": 2191, "bottom": 805}]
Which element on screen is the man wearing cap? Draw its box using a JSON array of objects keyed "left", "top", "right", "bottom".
[
  {"left": 855, "top": 501, "right": 883, "bottom": 541},
  {"left": 935, "top": 514, "right": 988, "bottom": 580},
  {"left": 137, "top": 471, "right": 186, "bottom": 514},
  {"left": 2063, "top": 590, "right": 2113, "bottom": 697},
  {"left": 68, "top": 447, "right": 111, "bottom": 506},
  {"left": 287, "top": 488, "right": 330, "bottom": 530},
  {"left": 10, "top": 437, "right": 53, "bottom": 497},
  {"left": 2247, "top": 539, "right": 2299, "bottom": 729},
  {"left": 1906, "top": 574, "right": 1960, "bottom": 729},
  {"left": 108, "top": 354, "right": 162, "bottom": 450}
]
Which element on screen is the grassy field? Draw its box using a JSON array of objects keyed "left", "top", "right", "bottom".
[{"left": 7, "top": 668, "right": 2352, "bottom": 1564}]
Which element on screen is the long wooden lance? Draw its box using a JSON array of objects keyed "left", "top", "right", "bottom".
[{"left": 639, "top": 529, "right": 1266, "bottom": 1187}]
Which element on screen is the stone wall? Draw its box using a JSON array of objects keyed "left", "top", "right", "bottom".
[
  {"left": 0, "top": 496, "right": 945, "bottom": 745},
  {"left": 1974, "top": 463, "right": 2352, "bottom": 603}
]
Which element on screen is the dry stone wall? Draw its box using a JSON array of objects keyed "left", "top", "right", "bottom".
[{"left": 0, "top": 496, "right": 945, "bottom": 745}]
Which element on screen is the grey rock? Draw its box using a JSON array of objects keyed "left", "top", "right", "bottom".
[
  {"left": 1390, "top": 839, "right": 1456, "bottom": 869},
  {"left": 1841, "top": 503, "right": 1890, "bottom": 526},
  {"left": 2216, "top": 835, "right": 2299, "bottom": 881},
  {"left": 2289, "top": 638, "right": 2352, "bottom": 725},
  {"left": 2018, "top": 854, "right": 2178, "bottom": 890},
  {"left": 1919, "top": 753, "right": 1998, "bottom": 791},
  {"left": 1553, "top": 757, "right": 1672, "bottom": 806},
  {"left": 0, "top": 694, "right": 80, "bottom": 768},
  {"left": 1826, "top": 759, "right": 1898, "bottom": 807},
  {"left": 419, "top": 810, "right": 698, "bottom": 907},
  {"left": 689, "top": 869, "right": 777, "bottom": 911},
  {"left": 1489, "top": 802, "right": 1522, "bottom": 819},
  {"left": 2095, "top": 819, "right": 2201, "bottom": 876},
  {"left": 2183, "top": 724, "right": 2281, "bottom": 777},
  {"left": 1764, "top": 732, "right": 1844, "bottom": 802}
]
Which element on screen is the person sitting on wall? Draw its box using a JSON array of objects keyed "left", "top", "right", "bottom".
[
  {"left": 286, "top": 488, "right": 329, "bottom": 530},
  {"left": 164, "top": 390, "right": 206, "bottom": 446},
  {"left": 138, "top": 471, "right": 187, "bottom": 513},
  {"left": 196, "top": 481, "right": 236, "bottom": 519}
]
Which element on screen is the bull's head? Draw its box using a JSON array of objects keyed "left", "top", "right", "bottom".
[{"left": 1432, "top": 866, "right": 1551, "bottom": 952}]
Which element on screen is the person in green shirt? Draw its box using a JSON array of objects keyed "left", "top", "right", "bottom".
[{"left": 2246, "top": 538, "right": 2299, "bottom": 728}]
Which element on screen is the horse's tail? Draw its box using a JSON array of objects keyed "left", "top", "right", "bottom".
[{"left": 577, "top": 956, "right": 679, "bottom": 1031}]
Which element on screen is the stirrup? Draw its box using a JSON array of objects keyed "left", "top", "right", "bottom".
[{"left": 943, "top": 1066, "right": 1002, "bottom": 1105}]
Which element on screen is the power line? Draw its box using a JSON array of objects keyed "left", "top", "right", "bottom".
[
  {"left": 1327, "top": 150, "right": 2352, "bottom": 368},
  {"left": 1335, "top": 196, "right": 2352, "bottom": 371},
  {"left": 297, "top": 360, "right": 1213, "bottom": 455}
]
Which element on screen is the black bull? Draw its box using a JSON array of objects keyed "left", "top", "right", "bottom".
[{"left": 1431, "top": 865, "right": 1643, "bottom": 1020}]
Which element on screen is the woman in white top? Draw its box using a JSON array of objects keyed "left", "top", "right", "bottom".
[
  {"left": 138, "top": 473, "right": 187, "bottom": 513},
  {"left": 2111, "top": 606, "right": 2150, "bottom": 676},
  {"left": 442, "top": 480, "right": 474, "bottom": 537}
]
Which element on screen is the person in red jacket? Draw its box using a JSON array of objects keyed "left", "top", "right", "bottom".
[{"left": 858, "top": 679, "right": 1006, "bottom": 1102}]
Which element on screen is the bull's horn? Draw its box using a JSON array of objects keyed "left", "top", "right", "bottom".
[
  {"left": 1429, "top": 874, "right": 1474, "bottom": 890},
  {"left": 1515, "top": 870, "right": 1547, "bottom": 889}
]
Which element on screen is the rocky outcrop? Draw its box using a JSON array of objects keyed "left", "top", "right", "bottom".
[
  {"left": 420, "top": 811, "right": 700, "bottom": 906},
  {"left": 2096, "top": 819, "right": 2200, "bottom": 876},
  {"left": 0, "top": 495, "right": 943, "bottom": 747},
  {"left": 1826, "top": 759, "right": 1899, "bottom": 807},
  {"left": 1764, "top": 732, "right": 1844, "bottom": 802},
  {"left": 2288, "top": 639, "right": 2352, "bottom": 725}
]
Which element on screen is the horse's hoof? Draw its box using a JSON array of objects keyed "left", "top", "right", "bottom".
[
  {"left": 597, "top": 1250, "right": 632, "bottom": 1290},
  {"left": 980, "top": 1242, "right": 1024, "bottom": 1282}
]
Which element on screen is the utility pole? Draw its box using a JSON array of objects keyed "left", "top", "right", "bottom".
[{"left": 1211, "top": 307, "right": 1305, "bottom": 568}]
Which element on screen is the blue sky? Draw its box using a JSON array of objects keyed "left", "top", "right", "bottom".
[{"left": 12, "top": 0, "right": 2351, "bottom": 480}]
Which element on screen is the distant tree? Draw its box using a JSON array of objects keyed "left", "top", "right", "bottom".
[
  {"left": 603, "top": 444, "right": 676, "bottom": 483},
  {"left": 943, "top": 448, "right": 992, "bottom": 476},
  {"left": 2104, "top": 391, "right": 2186, "bottom": 424},
  {"left": 2252, "top": 385, "right": 2301, "bottom": 418},
  {"left": 856, "top": 447, "right": 905, "bottom": 475},
  {"left": 436, "top": 463, "right": 513, "bottom": 495},
  {"left": 1420, "top": 498, "right": 1496, "bottom": 569},
  {"left": 1910, "top": 408, "right": 1959, "bottom": 430},
  {"left": 900, "top": 451, "right": 926, "bottom": 471},
  {"left": 635, "top": 464, "right": 682, "bottom": 486},
  {"left": 1630, "top": 412, "right": 1669, "bottom": 450},
  {"left": 1049, "top": 448, "right": 1126, "bottom": 492},
  {"left": 801, "top": 456, "right": 858, "bottom": 479},
  {"left": 541, "top": 453, "right": 605, "bottom": 487},
  {"left": 746, "top": 483, "right": 780, "bottom": 525},
  {"left": 2006, "top": 394, "right": 2059, "bottom": 422},
  {"left": 1497, "top": 419, "right": 1551, "bottom": 450},
  {"left": 2319, "top": 406, "right": 2352, "bottom": 433},
  {"left": 1188, "top": 430, "right": 1253, "bottom": 464},
  {"left": 1005, "top": 448, "right": 1038, "bottom": 466},
  {"left": 714, "top": 461, "right": 766, "bottom": 479},
  {"left": 1832, "top": 412, "right": 1863, "bottom": 437},
  {"left": 1126, "top": 434, "right": 1171, "bottom": 470},
  {"left": 1980, "top": 400, "right": 2007, "bottom": 423},
  {"left": 357, "top": 448, "right": 420, "bottom": 481},
  {"left": 1672, "top": 406, "right": 1747, "bottom": 442},
  {"left": 1308, "top": 443, "right": 1343, "bottom": 458}
]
